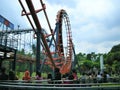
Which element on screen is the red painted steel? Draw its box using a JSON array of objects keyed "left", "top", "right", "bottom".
[{"left": 19, "top": 0, "right": 73, "bottom": 74}]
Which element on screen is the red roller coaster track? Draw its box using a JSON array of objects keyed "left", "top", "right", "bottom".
[
  {"left": 19, "top": 0, "right": 73, "bottom": 74},
  {"left": 55, "top": 9, "right": 73, "bottom": 74}
]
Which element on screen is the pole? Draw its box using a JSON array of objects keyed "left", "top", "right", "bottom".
[
  {"left": 12, "top": 50, "right": 17, "bottom": 71},
  {"left": 25, "top": 0, "right": 56, "bottom": 69},
  {"left": 100, "top": 55, "right": 104, "bottom": 73},
  {"left": 36, "top": 30, "right": 41, "bottom": 73}
]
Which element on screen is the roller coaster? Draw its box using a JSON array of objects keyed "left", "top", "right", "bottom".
[
  {"left": 0, "top": 1, "right": 120, "bottom": 90},
  {"left": 19, "top": 0, "right": 75, "bottom": 74},
  {"left": 0, "top": 0, "right": 76, "bottom": 74}
]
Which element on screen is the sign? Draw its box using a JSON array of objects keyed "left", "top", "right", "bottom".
[{"left": 0, "top": 15, "right": 14, "bottom": 29}]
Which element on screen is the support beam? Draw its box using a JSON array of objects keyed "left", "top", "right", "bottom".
[
  {"left": 12, "top": 50, "right": 17, "bottom": 71},
  {"left": 36, "top": 30, "right": 41, "bottom": 72},
  {"left": 25, "top": 0, "right": 56, "bottom": 72},
  {"left": 29, "top": 62, "right": 32, "bottom": 76}
]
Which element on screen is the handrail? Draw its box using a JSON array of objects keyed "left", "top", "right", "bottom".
[
  {"left": 0, "top": 81, "right": 120, "bottom": 89},
  {"left": 0, "top": 82, "right": 120, "bottom": 86},
  {"left": 0, "top": 79, "right": 119, "bottom": 84}
]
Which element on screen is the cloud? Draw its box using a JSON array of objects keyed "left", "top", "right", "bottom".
[
  {"left": 46, "top": 0, "right": 76, "bottom": 8},
  {"left": 74, "top": 0, "right": 116, "bottom": 18},
  {"left": 75, "top": 40, "right": 120, "bottom": 54},
  {"left": 69, "top": 0, "right": 120, "bottom": 53},
  {"left": 0, "top": 0, "right": 120, "bottom": 54},
  {"left": 71, "top": 0, "right": 120, "bottom": 30},
  {"left": 0, "top": 0, "right": 31, "bottom": 29}
]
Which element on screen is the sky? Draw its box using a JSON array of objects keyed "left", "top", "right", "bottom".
[{"left": 0, "top": 0, "right": 120, "bottom": 54}]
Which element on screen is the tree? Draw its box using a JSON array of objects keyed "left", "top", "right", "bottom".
[
  {"left": 114, "top": 52, "right": 120, "bottom": 61},
  {"left": 32, "top": 44, "right": 36, "bottom": 55},
  {"left": 110, "top": 44, "right": 120, "bottom": 53},
  {"left": 86, "top": 53, "right": 92, "bottom": 60},
  {"left": 105, "top": 44, "right": 120, "bottom": 74},
  {"left": 105, "top": 53, "right": 114, "bottom": 65},
  {"left": 17, "top": 48, "right": 25, "bottom": 55}
]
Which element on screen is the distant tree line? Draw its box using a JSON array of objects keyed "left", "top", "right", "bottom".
[
  {"left": 75, "top": 44, "right": 120, "bottom": 75},
  {"left": 2, "top": 44, "right": 120, "bottom": 76}
]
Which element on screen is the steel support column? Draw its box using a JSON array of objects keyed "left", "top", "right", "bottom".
[
  {"left": 36, "top": 30, "right": 41, "bottom": 72},
  {"left": 29, "top": 62, "right": 32, "bottom": 76},
  {"left": 12, "top": 50, "right": 17, "bottom": 71},
  {"left": 25, "top": 0, "right": 56, "bottom": 71},
  {"left": 0, "top": 59, "right": 3, "bottom": 69}
]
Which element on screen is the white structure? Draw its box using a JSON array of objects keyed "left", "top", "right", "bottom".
[{"left": 100, "top": 55, "right": 104, "bottom": 72}]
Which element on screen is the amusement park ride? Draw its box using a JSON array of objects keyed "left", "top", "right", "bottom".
[
  {"left": 19, "top": 0, "right": 76, "bottom": 74},
  {"left": 0, "top": 1, "right": 120, "bottom": 90},
  {"left": 0, "top": 0, "right": 76, "bottom": 74}
]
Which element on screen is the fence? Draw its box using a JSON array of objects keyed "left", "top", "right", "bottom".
[{"left": 0, "top": 80, "right": 120, "bottom": 90}]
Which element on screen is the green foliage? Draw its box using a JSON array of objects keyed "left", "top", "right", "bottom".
[
  {"left": 110, "top": 44, "right": 120, "bottom": 53},
  {"left": 76, "top": 53, "right": 118, "bottom": 74},
  {"left": 105, "top": 53, "right": 114, "bottom": 65},
  {"left": 75, "top": 44, "right": 120, "bottom": 75},
  {"left": 112, "top": 60, "right": 120, "bottom": 73},
  {"left": 17, "top": 48, "right": 25, "bottom": 55},
  {"left": 86, "top": 54, "right": 92, "bottom": 60},
  {"left": 82, "top": 60, "right": 93, "bottom": 68},
  {"left": 3, "top": 42, "right": 120, "bottom": 77},
  {"left": 105, "top": 44, "right": 120, "bottom": 66},
  {"left": 75, "top": 52, "right": 101, "bottom": 74},
  {"left": 32, "top": 44, "right": 36, "bottom": 55},
  {"left": 114, "top": 52, "right": 120, "bottom": 61},
  {"left": 93, "top": 61, "right": 100, "bottom": 68}
]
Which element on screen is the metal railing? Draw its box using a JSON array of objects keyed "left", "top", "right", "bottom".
[
  {"left": 0, "top": 80, "right": 120, "bottom": 90},
  {"left": 0, "top": 35, "right": 18, "bottom": 49}
]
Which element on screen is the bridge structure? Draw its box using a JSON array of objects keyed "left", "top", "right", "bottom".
[
  {"left": 0, "top": 14, "right": 17, "bottom": 71},
  {"left": 0, "top": 27, "right": 35, "bottom": 70},
  {"left": 0, "top": 0, "right": 77, "bottom": 75}
]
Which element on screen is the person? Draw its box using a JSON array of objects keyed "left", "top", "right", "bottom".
[
  {"left": 0, "top": 67, "right": 8, "bottom": 80},
  {"left": 35, "top": 71, "right": 43, "bottom": 80},
  {"left": 68, "top": 74, "right": 74, "bottom": 84},
  {"left": 54, "top": 68, "right": 61, "bottom": 84},
  {"left": 81, "top": 73, "right": 86, "bottom": 83},
  {"left": 8, "top": 70, "right": 18, "bottom": 80},
  {"left": 47, "top": 73, "right": 52, "bottom": 80},
  {"left": 22, "top": 70, "right": 31, "bottom": 80},
  {"left": 102, "top": 71, "right": 107, "bottom": 83},
  {"left": 97, "top": 72, "right": 102, "bottom": 83},
  {"left": 72, "top": 69, "right": 78, "bottom": 80},
  {"left": 54, "top": 68, "right": 61, "bottom": 80},
  {"left": 106, "top": 72, "right": 110, "bottom": 82},
  {"left": 63, "top": 73, "right": 74, "bottom": 84},
  {"left": 0, "top": 67, "right": 9, "bottom": 90},
  {"left": 47, "top": 73, "right": 53, "bottom": 84}
]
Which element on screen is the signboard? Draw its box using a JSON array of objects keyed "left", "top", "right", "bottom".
[{"left": 0, "top": 15, "right": 14, "bottom": 29}]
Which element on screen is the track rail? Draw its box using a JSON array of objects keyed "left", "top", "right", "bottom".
[
  {"left": 55, "top": 10, "right": 73, "bottom": 74},
  {"left": 19, "top": 0, "right": 73, "bottom": 74}
]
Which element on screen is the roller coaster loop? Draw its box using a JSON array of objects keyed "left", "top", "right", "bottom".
[{"left": 19, "top": 0, "right": 75, "bottom": 74}]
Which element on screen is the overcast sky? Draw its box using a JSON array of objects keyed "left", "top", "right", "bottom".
[{"left": 0, "top": 0, "right": 120, "bottom": 54}]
